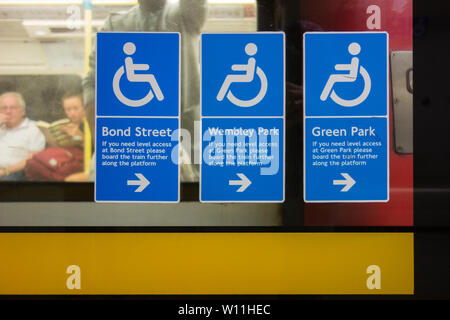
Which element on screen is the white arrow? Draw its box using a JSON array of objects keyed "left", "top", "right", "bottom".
[
  {"left": 127, "top": 173, "right": 150, "bottom": 192},
  {"left": 333, "top": 173, "right": 356, "bottom": 192},
  {"left": 229, "top": 173, "right": 252, "bottom": 192}
]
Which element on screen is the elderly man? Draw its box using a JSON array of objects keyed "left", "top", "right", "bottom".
[
  {"left": 83, "top": 0, "right": 207, "bottom": 181},
  {"left": 0, "top": 92, "right": 45, "bottom": 180}
]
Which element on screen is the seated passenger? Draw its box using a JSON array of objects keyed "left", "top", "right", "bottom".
[
  {"left": 27, "top": 91, "right": 88, "bottom": 182},
  {"left": 0, "top": 92, "right": 45, "bottom": 180},
  {"left": 39, "top": 91, "right": 85, "bottom": 149},
  {"left": 59, "top": 92, "right": 90, "bottom": 182}
]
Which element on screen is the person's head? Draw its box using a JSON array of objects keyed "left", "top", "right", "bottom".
[
  {"left": 0, "top": 92, "right": 26, "bottom": 129},
  {"left": 62, "top": 92, "right": 85, "bottom": 125},
  {"left": 138, "top": 0, "right": 166, "bottom": 12}
]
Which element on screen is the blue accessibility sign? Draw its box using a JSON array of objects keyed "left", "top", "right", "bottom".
[
  {"left": 202, "top": 33, "right": 285, "bottom": 117},
  {"left": 95, "top": 32, "right": 180, "bottom": 202},
  {"left": 304, "top": 117, "right": 388, "bottom": 202},
  {"left": 96, "top": 32, "right": 180, "bottom": 117},
  {"left": 304, "top": 32, "right": 388, "bottom": 117},
  {"left": 200, "top": 33, "right": 285, "bottom": 202},
  {"left": 201, "top": 117, "right": 284, "bottom": 202},
  {"left": 303, "top": 32, "right": 389, "bottom": 202},
  {"left": 95, "top": 117, "right": 179, "bottom": 202}
]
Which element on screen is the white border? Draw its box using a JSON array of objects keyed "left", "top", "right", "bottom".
[
  {"left": 202, "top": 116, "right": 281, "bottom": 119},
  {"left": 99, "top": 116, "right": 179, "bottom": 119},
  {"left": 199, "top": 32, "right": 286, "bottom": 203},
  {"left": 303, "top": 31, "right": 390, "bottom": 203},
  {"left": 95, "top": 31, "right": 181, "bottom": 203},
  {"left": 305, "top": 115, "right": 387, "bottom": 119}
]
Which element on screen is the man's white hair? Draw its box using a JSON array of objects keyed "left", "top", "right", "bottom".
[{"left": 0, "top": 92, "right": 26, "bottom": 110}]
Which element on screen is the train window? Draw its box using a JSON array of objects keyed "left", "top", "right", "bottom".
[
  {"left": 0, "top": 0, "right": 416, "bottom": 229},
  {"left": 0, "top": 0, "right": 257, "bottom": 184},
  {"left": 0, "top": 1, "right": 284, "bottom": 226},
  {"left": 0, "top": 0, "right": 415, "bottom": 229}
]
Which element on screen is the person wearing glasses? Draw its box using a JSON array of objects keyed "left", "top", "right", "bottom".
[{"left": 0, "top": 92, "right": 45, "bottom": 180}]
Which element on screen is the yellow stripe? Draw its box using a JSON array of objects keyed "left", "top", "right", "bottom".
[{"left": 0, "top": 233, "right": 414, "bottom": 295}]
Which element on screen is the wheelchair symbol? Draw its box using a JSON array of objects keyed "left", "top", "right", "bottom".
[
  {"left": 112, "top": 42, "right": 164, "bottom": 107},
  {"left": 216, "top": 43, "right": 268, "bottom": 107},
  {"left": 320, "top": 42, "right": 371, "bottom": 107}
]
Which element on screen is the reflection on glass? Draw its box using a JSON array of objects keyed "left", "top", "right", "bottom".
[{"left": 0, "top": 0, "right": 256, "bottom": 183}]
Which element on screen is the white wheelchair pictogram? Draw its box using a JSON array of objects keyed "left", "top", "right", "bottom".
[
  {"left": 112, "top": 42, "right": 164, "bottom": 107},
  {"left": 216, "top": 42, "right": 268, "bottom": 107},
  {"left": 320, "top": 42, "right": 371, "bottom": 107}
]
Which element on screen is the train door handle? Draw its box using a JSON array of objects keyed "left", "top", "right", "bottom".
[{"left": 406, "top": 68, "right": 413, "bottom": 94}]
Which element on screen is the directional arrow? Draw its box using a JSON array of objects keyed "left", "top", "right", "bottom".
[
  {"left": 229, "top": 173, "right": 251, "bottom": 192},
  {"left": 127, "top": 173, "right": 150, "bottom": 192},
  {"left": 333, "top": 173, "right": 356, "bottom": 192}
]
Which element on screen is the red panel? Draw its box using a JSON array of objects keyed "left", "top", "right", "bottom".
[{"left": 302, "top": 0, "right": 413, "bottom": 226}]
